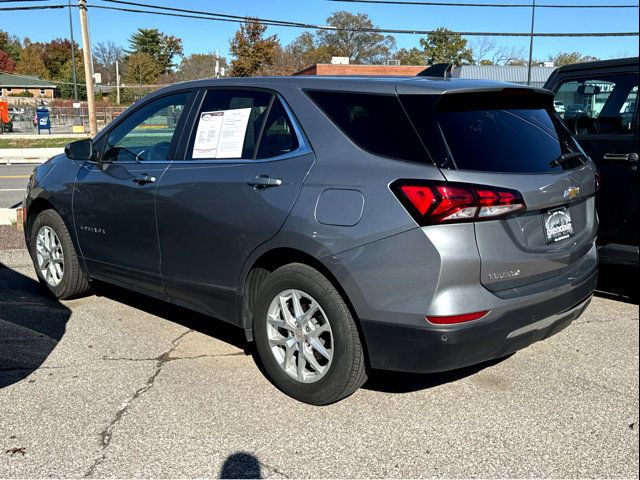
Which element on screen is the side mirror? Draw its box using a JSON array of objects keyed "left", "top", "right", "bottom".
[{"left": 64, "top": 139, "right": 93, "bottom": 160}]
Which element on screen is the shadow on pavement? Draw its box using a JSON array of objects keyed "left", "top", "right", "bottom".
[
  {"left": 0, "top": 262, "right": 71, "bottom": 389},
  {"left": 91, "top": 281, "right": 249, "bottom": 351},
  {"left": 364, "top": 356, "right": 510, "bottom": 394},
  {"left": 595, "top": 264, "right": 638, "bottom": 305},
  {"left": 219, "top": 452, "right": 262, "bottom": 479}
]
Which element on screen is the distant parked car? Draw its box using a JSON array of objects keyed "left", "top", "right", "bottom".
[
  {"left": 545, "top": 57, "right": 638, "bottom": 267},
  {"left": 554, "top": 100, "right": 565, "bottom": 114},
  {"left": 564, "top": 103, "right": 588, "bottom": 119}
]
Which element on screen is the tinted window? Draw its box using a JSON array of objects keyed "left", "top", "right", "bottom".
[
  {"left": 401, "top": 93, "right": 578, "bottom": 173},
  {"left": 554, "top": 73, "right": 638, "bottom": 135},
  {"left": 187, "top": 89, "right": 273, "bottom": 160},
  {"left": 256, "top": 98, "right": 299, "bottom": 159},
  {"left": 437, "top": 108, "right": 567, "bottom": 173},
  {"left": 307, "top": 90, "right": 431, "bottom": 163},
  {"left": 103, "top": 92, "right": 189, "bottom": 162}
]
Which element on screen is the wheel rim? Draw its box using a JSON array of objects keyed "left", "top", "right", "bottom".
[
  {"left": 266, "top": 289, "right": 334, "bottom": 384},
  {"left": 35, "top": 225, "right": 64, "bottom": 287}
]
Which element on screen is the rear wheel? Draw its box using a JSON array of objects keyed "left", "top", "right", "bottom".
[
  {"left": 29, "top": 209, "right": 90, "bottom": 299},
  {"left": 253, "top": 263, "right": 367, "bottom": 405}
]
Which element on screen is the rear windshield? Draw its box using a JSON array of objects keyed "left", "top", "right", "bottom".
[
  {"left": 401, "top": 94, "right": 577, "bottom": 173},
  {"left": 306, "top": 90, "right": 431, "bottom": 164}
]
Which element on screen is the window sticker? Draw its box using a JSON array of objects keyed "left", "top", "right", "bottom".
[{"left": 192, "top": 108, "right": 252, "bottom": 159}]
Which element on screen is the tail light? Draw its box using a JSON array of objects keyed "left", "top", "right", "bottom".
[
  {"left": 427, "top": 310, "right": 489, "bottom": 325},
  {"left": 594, "top": 170, "right": 601, "bottom": 192},
  {"left": 392, "top": 180, "right": 525, "bottom": 225}
]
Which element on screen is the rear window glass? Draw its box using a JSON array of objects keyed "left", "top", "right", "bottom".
[
  {"left": 401, "top": 94, "right": 577, "bottom": 173},
  {"left": 306, "top": 90, "right": 431, "bottom": 164}
]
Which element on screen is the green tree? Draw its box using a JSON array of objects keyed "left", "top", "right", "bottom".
[
  {"left": 123, "top": 52, "right": 162, "bottom": 85},
  {"left": 419, "top": 28, "right": 473, "bottom": 65},
  {"left": 14, "top": 40, "right": 49, "bottom": 79},
  {"left": 59, "top": 57, "right": 86, "bottom": 99},
  {"left": 0, "top": 30, "right": 21, "bottom": 63},
  {"left": 395, "top": 47, "right": 426, "bottom": 65},
  {"left": 550, "top": 51, "right": 599, "bottom": 67},
  {"left": 177, "top": 53, "right": 228, "bottom": 81},
  {"left": 315, "top": 11, "right": 396, "bottom": 64},
  {"left": 283, "top": 32, "right": 332, "bottom": 71},
  {"left": 229, "top": 19, "right": 279, "bottom": 77},
  {"left": 127, "top": 28, "right": 183, "bottom": 74}
]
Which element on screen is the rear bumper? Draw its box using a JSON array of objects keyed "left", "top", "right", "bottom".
[{"left": 360, "top": 264, "right": 597, "bottom": 373}]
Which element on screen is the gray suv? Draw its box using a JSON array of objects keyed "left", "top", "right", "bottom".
[{"left": 22, "top": 76, "right": 598, "bottom": 404}]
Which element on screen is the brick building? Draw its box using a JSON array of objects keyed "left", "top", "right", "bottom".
[
  {"left": 0, "top": 73, "right": 57, "bottom": 99},
  {"left": 293, "top": 64, "right": 426, "bottom": 76}
]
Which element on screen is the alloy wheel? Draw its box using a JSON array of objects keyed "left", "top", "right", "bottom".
[{"left": 266, "top": 289, "right": 334, "bottom": 383}]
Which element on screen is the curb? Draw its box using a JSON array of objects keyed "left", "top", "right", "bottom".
[{"left": 0, "top": 208, "right": 17, "bottom": 226}]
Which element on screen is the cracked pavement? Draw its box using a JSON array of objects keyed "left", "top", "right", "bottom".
[{"left": 0, "top": 248, "right": 638, "bottom": 478}]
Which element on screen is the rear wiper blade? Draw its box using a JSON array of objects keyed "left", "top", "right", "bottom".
[{"left": 549, "top": 151, "right": 586, "bottom": 167}]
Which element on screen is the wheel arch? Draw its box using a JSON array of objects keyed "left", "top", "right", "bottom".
[{"left": 239, "top": 247, "right": 369, "bottom": 365}]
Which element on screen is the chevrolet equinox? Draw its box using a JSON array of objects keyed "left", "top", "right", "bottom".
[{"left": 22, "top": 76, "right": 598, "bottom": 404}]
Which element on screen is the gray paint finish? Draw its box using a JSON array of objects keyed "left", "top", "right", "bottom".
[{"left": 23, "top": 75, "right": 598, "bottom": 375}]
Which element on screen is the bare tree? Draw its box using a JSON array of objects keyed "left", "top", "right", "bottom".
[
  {"left": 472, "top": 37, "right": 497, "bottom": 64},
  {"left": 94, "top": 41, "right": 124, "bottom": 84},
  {"left": 492, "top": 46, "right": 527, "bottom": 66}
]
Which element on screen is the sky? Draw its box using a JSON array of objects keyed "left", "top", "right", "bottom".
[{"left": 2, "top": 0, "right": 639, "bottom": 63}]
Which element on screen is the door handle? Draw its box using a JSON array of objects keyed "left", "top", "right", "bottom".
[
  {"left": 132, "top": 174, "right": 156, "bottom": 185},
  {"left": 603, "top": 152, "right": 639, "bottom": 163},
  {"left": 247, "top": 175, "right": 283, "bottom": 189}
]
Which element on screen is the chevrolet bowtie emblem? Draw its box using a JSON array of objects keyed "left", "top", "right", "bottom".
[{"left": 564, "top": 186, "right": 580, "bottom": 200}]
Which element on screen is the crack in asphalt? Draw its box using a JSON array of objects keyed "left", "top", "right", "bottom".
[
  {"left": 259, "top": 460, "right": 291, "bottom": 479},
  {"left": 101, "top": 352, "right": 245, "bottom": 362},
  {"left": 83, "top": 329, "right": 193, "bottom": 478}
]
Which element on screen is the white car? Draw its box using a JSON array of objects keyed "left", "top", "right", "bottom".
[{"left": 554, "top": 100, "right": 565, "bottom": 115}]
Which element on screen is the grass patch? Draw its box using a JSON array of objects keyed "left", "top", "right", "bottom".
[{"left": 0, "top": 137, "right": 86, "bottom": 148}]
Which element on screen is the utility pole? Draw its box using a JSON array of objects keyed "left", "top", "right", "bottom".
[
  {"left": 78, "top": 0, "right": 97, "bottom": 136},
  {"left": 526, "top": 0, "right": 536, "bottom": 86},
  {"left": 67, "top": 0, "right": 78, "bottom": 101},
  {"left": 115, "top": 60, "right": 120, "bottom": 105}
]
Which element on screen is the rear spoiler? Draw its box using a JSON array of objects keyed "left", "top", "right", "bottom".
[
  {"left": 435, "top": 88, "right": 554, "bottom": 112},
  {"left": 417, "top": 63, "right": 453, "bottom": 78}
]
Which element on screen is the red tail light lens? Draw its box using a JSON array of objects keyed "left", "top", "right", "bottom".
[
  {"left": 392, "top": 180, "right": 525, "bottom": 225},
  {"left": 427, "top": 310, "right": 489, "bottom": 325}
]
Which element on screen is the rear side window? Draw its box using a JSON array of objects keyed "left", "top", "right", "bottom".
[
  {"left": 402, "top": 94, "right": 575, "bottom": 173},
  {"left": 255, "top": 98, "right": 299, "bottom": 159},
  {"left": 306, "top": 90, "right": 431, "bottom": 164}
]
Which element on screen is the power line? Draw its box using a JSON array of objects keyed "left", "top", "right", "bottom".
[
  {"left": 326, "top": 0, "right": 639, "bottom": 8},
  {"left": 0, "top": 4, "right": 65, "bottom": 10},
  {"left": 89, "top": 1, "right": 639, "bottom": 37}
]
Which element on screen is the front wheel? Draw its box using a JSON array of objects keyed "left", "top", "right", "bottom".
[
  {"left": 253, "top": 263, "right": 367, "bottom": 405},
  {"left": 29, "top": 209, "right": 90, "bottom": 299}
]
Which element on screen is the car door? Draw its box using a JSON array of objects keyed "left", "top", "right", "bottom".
[
  {"left": 156, "top": 88, "right": 314, "bottom": 322},
  {"left": 73, "top": 90, "right": 193, "bottom": 294},
  {"left": 550, "top": 71, "right": 639, "bottom": 248}
]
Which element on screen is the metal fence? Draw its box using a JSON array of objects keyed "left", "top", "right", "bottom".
[{"left": 6, "top": 106, "right": 127, "bottom": 134}]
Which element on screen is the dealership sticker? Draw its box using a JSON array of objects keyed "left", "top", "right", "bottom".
[{"left": 192, "top": 108, "right": 251, "bottom": 159}]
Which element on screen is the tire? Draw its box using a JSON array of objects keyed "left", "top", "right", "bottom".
[
  {"left": 29, "top": 209, "right": 90, "bottom": 299},
  {"left": 253, "top": 263, "right": 367, "bottom": 405}
]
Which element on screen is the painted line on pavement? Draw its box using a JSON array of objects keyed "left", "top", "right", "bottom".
[{"left": 0, "top": 175, "right": 30, "bottom": 179}]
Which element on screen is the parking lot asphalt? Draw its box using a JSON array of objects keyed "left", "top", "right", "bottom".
[
  {"left": 0, "top": 165, "right": 33, "bottom": 208},
  {"left": 0, "top": 245, "right": 638, "bottom": 478}
]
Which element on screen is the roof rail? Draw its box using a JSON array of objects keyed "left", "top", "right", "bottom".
[{"left": 417, "top": 63, "right": 453, "bottom": 78}]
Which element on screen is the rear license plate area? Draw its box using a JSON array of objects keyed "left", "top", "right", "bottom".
[{"left": 543, "top": 207, "right": 575, "bottom": 244}]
